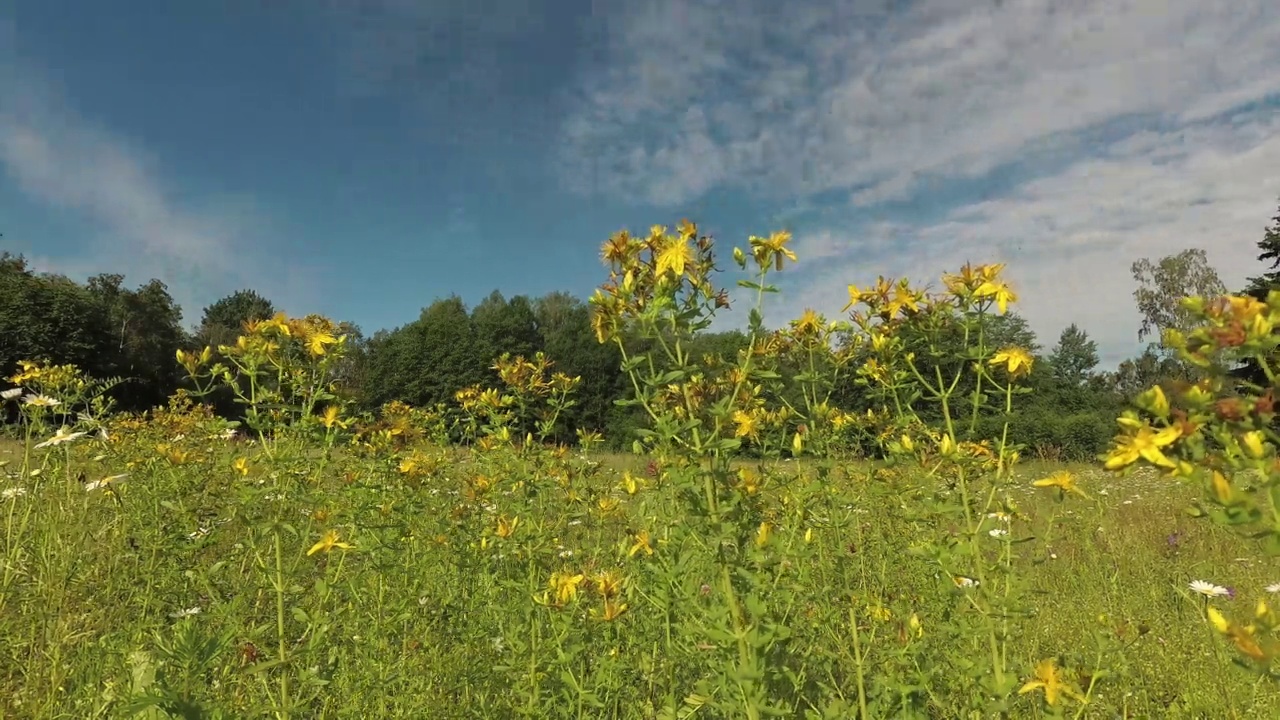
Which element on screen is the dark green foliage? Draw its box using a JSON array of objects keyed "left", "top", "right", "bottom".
[
  {"left": 197, "top": 289, "right": 276, "bottom": 349},
  {"left": 85, "top": 273, "right": 189, "bottom": 410},
  {"left": 0, "top": 255, "right": 114, "bottom": 379},
  {"left": 361, "top": 296, "right": 489, "bottom": 411},
  {"left": 533, "top": 292, "right": 626, "bottom": 441}
]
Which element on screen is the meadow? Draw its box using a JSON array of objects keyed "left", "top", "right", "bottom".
[{"left": 3, "top": 224, "right": 1280, "bottom": 718}]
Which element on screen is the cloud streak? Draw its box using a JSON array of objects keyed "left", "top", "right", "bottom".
[
  {"left": 559, "top": 0, "right": 1280, "bottom": 366},
  {"left": 0, "top": 60, "right": 309, "bottom": 326}
]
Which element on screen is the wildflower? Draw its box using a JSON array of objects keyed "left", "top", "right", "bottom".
[
  {"left": 21, "top": 394, "right": 61, "bottom": 408},
  {"left": 1018, "top": 658, "right": 1084, "bottom": 706},
  {"left": 307, "top": 529, "right": 354, "bottom": 556},
  {"left": 0, "top": 388, "right": 21, "bottom": 400},
  {"left": 620, "top": 471, "right": 639, "bottom": 495},
  {"left": 1032, "top": 470, "right": 1090, "bottom": 499},
  {"left": 593, "top": 570, "right": 623, "bottom": 598},
  {"left": 320, "top": 405, "right": 347, "bottom": 430},
  {"left": 1, "top": 487, "right": 26, "bottom": 500},
  {"left": 1103, "top": 424, "right": 1181, "bottom": 470},
  {"left": 952, "top": 575, "right": 979, "bottom": 589},
  {"left": 307, "top": 332, "right": 338, "bottom": 357},
  {"left": 732, "top": 409, "right": 761, "bottom": 440},
  {"left": 989, "top": 347, "right": 1033, "bottom": 377},
  {"left": 1266, "top": 582, "right": 1280, "bottom": 594},
  {"left": 549, "top": 571, "right": 586, "bottom": 605},
  {"left": 232, "top": 457, "right": 250, "bottom": 476},
  {"left": 169, "top": 607, "right": 202, "bottom": 619},
  {"left": 34, "top": 426, "right": 87, "bottom": 449},
  {"left": 496, "top": 515, "right": 519, "bottom": 539},
  {"left": 1189, "top": 580, "right": 1230, "bottom": 598},
  {"left": 975, "top": 279, "right": 1018, "bottom": 314},
  {"left": 594, "top": 598, "right": 628, "bottom": 621},
  {"left": 988, "top": 528, "right": 1009, "bottom": 538},
  {"left": 628, "top": 529, "right": 654, "bottom": 558},
  {"left": 85, "top": 474, "right": 127, "bottom": 492},
  {"left": 755, "top": 521, "right": 773, "bottom": 549},
  {"left": 655, "top": 233, "right": 694, "bottom": 278},
  {"left": 1241, "top": 430, "right": 1268, "bottom": 460}
]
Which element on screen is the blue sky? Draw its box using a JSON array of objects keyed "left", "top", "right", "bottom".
[{"left": 2, "top": 0, "right": 1279, "bottom": 368}]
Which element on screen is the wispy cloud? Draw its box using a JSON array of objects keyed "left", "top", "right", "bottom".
[
  {"left": 559, "top": 0, "right": 1280, "bottom": 365},
  {"left": 0, "top": 59, "right": 310, "bottom": 326}
]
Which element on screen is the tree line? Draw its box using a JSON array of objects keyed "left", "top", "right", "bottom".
[{"left": 4, "top": 198, "right": 1279, "bottom": 458}]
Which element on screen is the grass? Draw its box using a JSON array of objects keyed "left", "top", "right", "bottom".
[{"left": 1, "top": 430, "right": 1279, "bottom": 719}]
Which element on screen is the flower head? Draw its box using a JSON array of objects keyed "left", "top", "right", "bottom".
[
  {"left": 1190, "top": 580, "right": 1230, "bottom": 598},
  {"left": 1018, "top": 658, "right": 1084, "bottom": 706},
  {"left": 307, "top": 529, "right": 354, "bottom": 556},
  {"left": 34, "top": 426, "right": 87, "bottom": 449}
]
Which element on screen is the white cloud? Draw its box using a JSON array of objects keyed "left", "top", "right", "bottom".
[
  {"left": 0, "top": 61, "right": 311, "bottom": 326},
  {"left": 560, "top": 0, "right": 1280, "bottom": 365}
]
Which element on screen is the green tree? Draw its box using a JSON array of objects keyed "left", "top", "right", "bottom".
[
  {"left": 0, "top": 254, "right": 113, "bottom": 383},
  {"left": 533, "top": 291, "right": 626, "bottom": 441},
  {"left": 362, "top": 296, "right": 488, "bottom": 411},
  {"left": 1047, "top": 324, "right": 1099, "bottom": 387},
  {"left": 471, "top": 290, "right": 543, "bottom": 371},
  {"left": 1242, "top": 198, "right": 1280, "bottom": 301},
  {"left": 1131, "top": 248, "right": 1226, "bottom": 350},
  {"left": 85, "top": 273, "right": 188, "bottom": 410},
  {"left": 197, "top": 289, "right": 276, "bottom": 348}
]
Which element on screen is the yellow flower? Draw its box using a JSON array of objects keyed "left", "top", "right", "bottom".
[
  {"left": 593, "top": 570, "right": 624, "bottom": 598},
  {"left": 232, "top": 457, "right": 250, "bottom": 476},
  {"left": 1241, "top": 430, "right": 1268, "bottom": 460},
  {"left": 1207, "top": 606, "right": 1231, "bottom": 634},
  {"left": 320, "top": 405, "right": 346, "bottom": 429},
  {"left": 1135, "top": 385, "right": 1170, "bottom": 418},
  {"left": 549, "top": 571, "right": 586, "bottom": 605},
  {"left": 1018, "top": 658, "right": 1084, "bottom": 706},
  {"left": 655, "top": 234, "right": 694, "bottom": 278},
  {"left": 1032, "top": 470, "right": 1090, "bottom": 499},
  {"left": 1210, "top": 470, "right": 1234, "bottom": 505},
  {"left": 755, "top": 230, "right": 797, "bottom": 270},
  {"left": 496, "top": 515, "right": 519, "bottom": 539},
  {"left": 755, "top": 521, "right": 773, "bottom": 549},
  {"left": 596, "top": 598, "right": 628, "bottom": 621},
  {"left": 307, "top": 332, "right": 338, "bottom": 357},
  {"left": 732, "top": 409, "right": 761, "bottom": 440},
  {"left": 628, "top": 529, "right": 654, "bottom": 558},
  {"left": 620, "top": 471, "right": 639, "bottom": 495},
  {"left": 597, "top": 497, "right": 621, "bottom": 516},
  {"left": 307, "top": 529, "right": 354, "bottom": 556},
  {"left": 975, "top": 279, "right": 1017, "bottom": 314},
  {"left": 1103, "top": 424, "right": 1182, "bottom": 470},
  {"left": 989, "top": 347, "right": 1034, "bottom": 377}
]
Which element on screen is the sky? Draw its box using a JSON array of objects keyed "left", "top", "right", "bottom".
[{"left": 1, "top": 0, "right": 1279, "bottom": 369}]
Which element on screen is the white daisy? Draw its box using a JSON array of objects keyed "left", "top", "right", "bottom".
[
  {"left": 34, "top": 427, "right": 87, "bottom": 449},
  {"left": 1189, "top": 580, "right": 1230, "bottom": 598},
  {"left": 22, "top": 394, "right": 61, "bottom": 408},
  {"left": 0, "top": 388, "right": 22, "bottom": 400},
  {"left": 85, "top": 474, "right": 128, "bottom": 492}
]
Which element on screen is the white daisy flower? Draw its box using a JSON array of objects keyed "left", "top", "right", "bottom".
[
  {"left": 85, "top": 474, "right": 128, "bottom": 492},
  {"left": 21, "top": 394, "right": 60, "bottom": 408},
  {"left": 988, "top": 528, "right": 1009, "bottom": 538},
  {"left": 1, "top": 487, "right": 26, "bottom": 500},
  {"left": 34, "top": 427, "right": 87, "bottom": 449},
  {"left": 1189, "top": 580, "right": 1230, "bottom": 598},
  {"left": 0, "top": 388, "right": 22, "bottom": 400}
]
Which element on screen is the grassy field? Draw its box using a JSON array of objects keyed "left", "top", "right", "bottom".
[{"left": 2, "top": 424, "right": 1279, "bottom": 720}]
